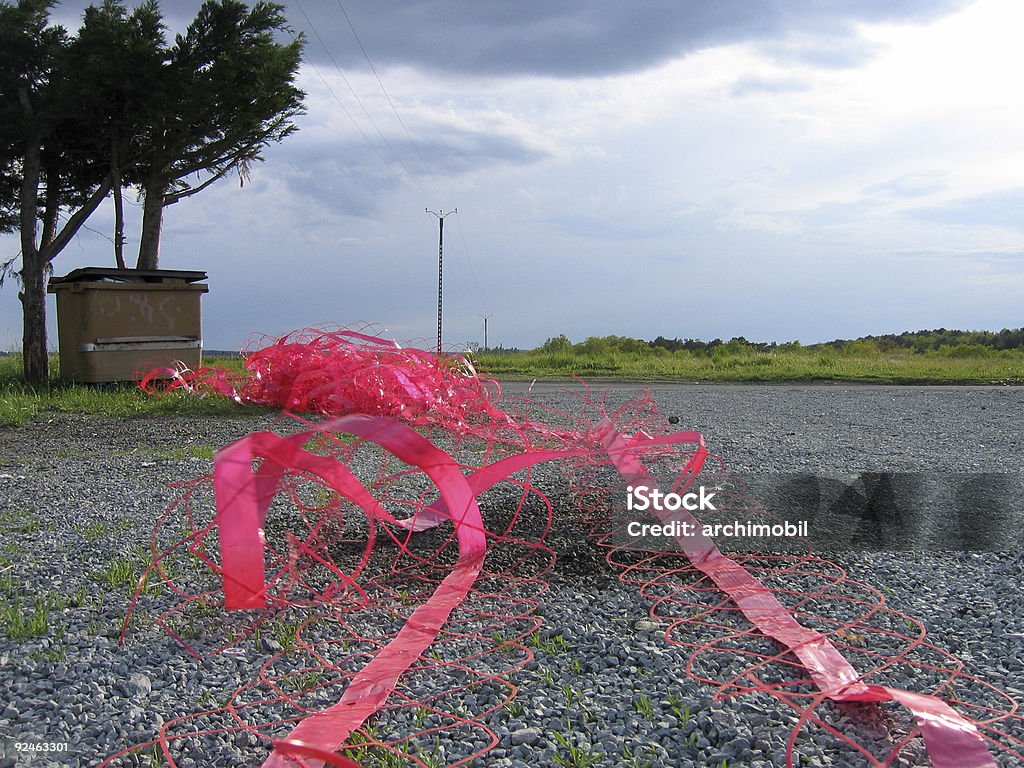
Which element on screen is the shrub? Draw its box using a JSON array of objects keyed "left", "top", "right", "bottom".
[{"left": 540, "top": 334, "right": 573, "bottom": 353}]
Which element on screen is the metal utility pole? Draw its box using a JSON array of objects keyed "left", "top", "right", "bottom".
[
  {"left": 426, "top": 208, "right": 457, "bottom": 354},
  {"left": 479, "top": 314, "right": 493, "bottom": 351}
]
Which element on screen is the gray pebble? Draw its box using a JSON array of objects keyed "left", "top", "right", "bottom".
[{"left": 510, "top": 727, "right": 541, "bottom": 746}]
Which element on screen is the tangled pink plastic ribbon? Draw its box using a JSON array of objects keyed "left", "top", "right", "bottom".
[
  {"left": 214, "top": 413, "right": 591, "bottom": 766},
  {"left": 216, "top": 415, "right": 486, "bottom": 765},
  {"left": 213, "top": 414, "right": 997, "bottom": 768},
  {"left": 133, "top": 326, "right": 1008, "bottom": 767},
  {"left": 140, "top": 326, "right": 512, "bottom": 436}
]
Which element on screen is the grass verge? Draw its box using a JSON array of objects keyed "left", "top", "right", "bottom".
[
  {"left": 3, "top": 340, "right": 1021, "bottom": 429},
  {"left": 0, "top": 354, "right": 255, "bottom": 428},
  {"left": 476, "top": 344, "right": 1024, "bottom": 383}
]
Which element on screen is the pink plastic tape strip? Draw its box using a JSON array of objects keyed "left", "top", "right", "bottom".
[
  {"left": 215, "top": 415, "right": 487, "bottom": 767},
  {"left": 595, "top": 421, "right": 997, "bottom": 768}
]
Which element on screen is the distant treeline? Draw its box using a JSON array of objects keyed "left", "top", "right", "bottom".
[
  {"left": 819, "top": 328, "right": 1024, "bottom": 352},
  {"left": 644, "top": 328, "right": 1024, "bottom": 355},
  {"left": 480, "top": 328, "right": 1024, "bottom": 381}
]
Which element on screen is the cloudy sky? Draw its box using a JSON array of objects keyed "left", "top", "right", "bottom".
[{"left": 3, "top": 0, "right": 1024, "bottom": 352}]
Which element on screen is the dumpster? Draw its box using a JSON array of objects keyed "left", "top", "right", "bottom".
[{"left": 48, "top": 267, "right": 208, "bottom": 383}]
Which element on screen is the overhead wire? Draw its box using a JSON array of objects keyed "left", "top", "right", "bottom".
[
  {"left": 293, "top": 52, "right": 407, "bottom": 191},
  {"left": 297, "top": 0, "right": 485, "bottom": 320},
  {"left": 293, "top": 0, "right": 425, "bottom": 196},
  {"left": 328, "top": 2, "right": 483, "bottom": 302},
  {"left": 454, "top": 213, "right": 481, "bottom": 295},
  {"left": 334, "top": 0, "right": 445, "bottom": 196}
]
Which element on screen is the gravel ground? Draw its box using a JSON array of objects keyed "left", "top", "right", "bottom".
[{"left": 1, "top": 383, "right": 1022, "bottom": 767}]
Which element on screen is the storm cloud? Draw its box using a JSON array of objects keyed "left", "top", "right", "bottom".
[
  {"left": 291, "top": 0, "right": 970, "bottom": 76},
  {"left": 49, "top": 0, "right": 970, "bottom": 77}
]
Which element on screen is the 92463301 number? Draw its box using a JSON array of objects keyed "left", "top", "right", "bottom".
[{"left": 14, "top": 742, "right": 70, "bottom": 753}]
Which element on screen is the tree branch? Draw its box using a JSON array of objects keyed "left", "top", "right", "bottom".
[
  {"left": 39, "top": 170, "right": 59, "bottom": 247},
  {"left": 163, "top": 137, "right": 266, "bottom": 204},
  {"left": 41, "top": 178, "right": 113, "bottom": 263}
]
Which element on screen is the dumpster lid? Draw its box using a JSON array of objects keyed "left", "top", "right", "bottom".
[{"left": 49, "top": 267, "right": 207, "bottom": 285}]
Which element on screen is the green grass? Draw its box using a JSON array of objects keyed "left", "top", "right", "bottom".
[
  {"left": 552, "top": 724, "right": 604, "bottom": 768},
  {"left": 144, "top": 444, "right": 219, "bottom": 461},
  {"left": 526, "top": 630, "right": 569, "bottom": 654},
  {"left": 340, "top": 746, "right": 406, "bottom": 768},
  {"left": 635, "top": 694, "right": 655, "bottom": 721},
  {"left": 0, "top": 507, "right": 40, "bottom": 536},
  {"left": 141, "top": 743, "right": 166, "bottom": 768},
  {"left": 80, "top": 520, "right": 110, "bottom": 541},
  {"left": 477, "top": 340, "right": 1024, "bottom": 383},
  {"left": 340, "top": 721, "right": 410, "bottom": 768},
  {"left": 503, "top": 697, "right": 525, "bottom": 718},
  {"left": 0, "top": 354, "right": 256, "bottom": 427},
  {"left": 30, "top": 644, "right": 67, "bottom": 663},
  {"left": 282, "top": 669, "right": 323, "bottom": 693},
  {"left": 0, "top": 594, "right": 59, "bottom": 640},
  {"left": 100, "top": 557, "right": 138, "bottom": 591},
  {"left": 623, "top": 744, "right": 657, "bottom": 768},
  {"left": 667, "top": 692, "right": 691, "bottom": 724},
  {"left": 3, "top": 339, "right": 1020, "bottom": 430}
]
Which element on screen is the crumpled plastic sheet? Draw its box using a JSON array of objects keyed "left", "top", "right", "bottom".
[{"left": 123, "top": 326, "right": 1013, "bottom": 768}]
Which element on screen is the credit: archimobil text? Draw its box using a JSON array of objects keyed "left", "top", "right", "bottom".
[
  {"left": 623, "top": 484, "right": 809, "bottom": 539},
  {"left": 625, "top": 519, "right": 809, "bottom": 539}
]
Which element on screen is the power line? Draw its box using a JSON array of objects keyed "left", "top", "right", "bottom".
[
  {"left": 293, "top": 40, "right": 404, "bottom": 188},
  {"left": 332, "top": 2, "right": 484, "bottom": 307},
  {"left": 297, "top": 2, "right": 486, "bottom": 344},
  {"left": 334, "top": 0, "right": 444, "bottom": 195},
  {"left": 454, "top": 213, "right": 481, "bottom": 295},
  {"left": 294, "top": 0, "right": 425, "bottom": 195}
]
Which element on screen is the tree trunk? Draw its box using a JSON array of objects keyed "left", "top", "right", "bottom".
[
  {"left": 137, "top": 175, "right": 166, "bottom": 270},
  {"left": 19, "top": 247, "right": 49, "bottom": 386},
  {"left": 18, "top": 119, "right": 47, "bottom": 385},
  {"left": 111, "top": 138, "right": 126, "bottom": 270},
  {"left": 13, "top": 90, "right": 113, "bottom": 384},
  {"left": 18, "top": 176, "right": 114, "bottom": 385}
]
